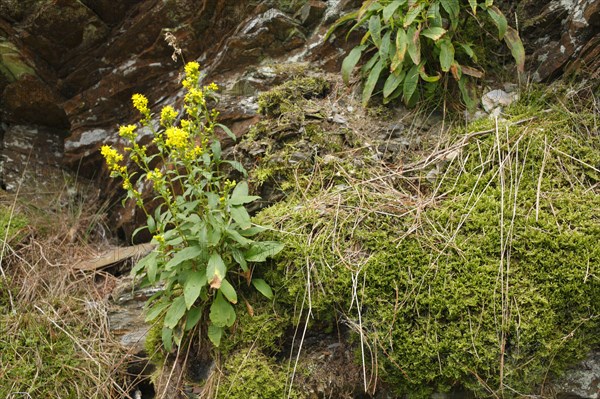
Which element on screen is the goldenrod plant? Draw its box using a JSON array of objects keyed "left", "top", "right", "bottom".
[
  {"left": 102, "top": 62, "right": 283, "bottom": 349},
  {"left": 326, "top": 0, "right": 525, "bottom": 107}
]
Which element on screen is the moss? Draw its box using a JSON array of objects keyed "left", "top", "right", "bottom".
[
  {"left": 216, "top": 349, "right": 300, "bottom": 399},
  {"left": 0, "top": 204, "right": 30, "bottom": 244},
  {"left": 250, "top": 86, "right": 600, "bottom": 397},
  {"left": 257, "top": 76, "right": 329, "bottom": 116},
  {"left": 0, "top": 310, "right": 100, "bottom": 398},
  {"left": 0, "top": 40, "right": 36, "bottom": 82}
]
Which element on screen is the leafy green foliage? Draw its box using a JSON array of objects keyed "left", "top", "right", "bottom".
[
  {"left": 102, "top": 62, "right": 283, "bottom": 349},
  {"left": 327, "top": 0, "right": 525, "bottom": 106}
]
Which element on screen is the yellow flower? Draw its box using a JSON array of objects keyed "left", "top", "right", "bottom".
[
  {"left": 184, "top": 145, "right": 204, "bottom": 160},
  {"left": 165, "top": 127, "right": 189, "bottom": 149},
  {"left": 185, "top": 87, "right": 205, "bottom": 106},
  {"left": 122, "top": 177, "right": 132, "bottom": 191},
  {"left": 147, "top": 168, "right": 163, "bottom": 182},
  {"left": 204, "top": 82, "right": 218, "bottom": 92},
  {"left": 183, "top": 62, "right": 201, "bottom": 89},
  {"left": 118, "top": 124, "right": 137, "bottom": 141},
  {"left": 160, "top": 105, "right": 178, "bottom": 127},
  {"left": 153, "top": 234, "right": 165, "bottom": 245},
  {"left": 100, "top": 145, "right": 124, "bottom": 171},
  {"left": 132, "top": 94, "right": 150, "bottom": 115}
]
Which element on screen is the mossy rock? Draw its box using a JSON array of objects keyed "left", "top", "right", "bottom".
[
  {"left": 216, "top": 349, "right": 299, "bottom": 399},
  {"left": 250, "top": 86, "right": 600, "bottom": 397},
  {"left": 258, "top": 75, "right": 330, "bottom": 116}
]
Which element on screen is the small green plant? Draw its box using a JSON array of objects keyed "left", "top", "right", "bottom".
[
  {"left": 101, "top": 62, "right": 283, "bottom": 350},
  {"left": 327, "top": 0, "right": 525, "bottom": 107}
]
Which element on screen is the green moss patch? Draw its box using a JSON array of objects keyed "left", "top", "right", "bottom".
[
  {"left": 250, "top": 86, "right": 600, "bottom": 397},
  {"left": 0, "top": 204, "right": 30, "bottom": 244},
  {"left": 257, "top": 76, "right": 329, "bottom": 116},
  {"left": 216, "top": 349, "right": 299, "bottom": 399}
]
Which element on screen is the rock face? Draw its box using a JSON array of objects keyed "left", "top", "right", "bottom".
[
  {"left": 0, "top": 0, "right": 362, "bottom": 235},
  {"left": 518, "top": 0, "right": 600, "bottom": 81},
  {"left": 551, "top": 350, "right": 600, "bottom": 399}
]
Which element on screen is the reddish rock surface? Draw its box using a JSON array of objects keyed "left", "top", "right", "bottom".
[{"left": 518, "top": 0, "right": 600, "bottom": 81}]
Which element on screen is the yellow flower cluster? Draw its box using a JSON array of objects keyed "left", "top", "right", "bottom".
[
  {"left": 132, "top": 93, "right": 150, "bottom": 117},
  {"left": 118, "top": 124, "right": 137, "bottom": 141},
  {"left": 165, "top": 127, "right": 189, "bottom": 149},
  {"left": 185, "top": 87, "right": 205, "bottom": 107},
  {"left": 160, "top": 105, "right": 178, "bottom": 126},
  {"left": 146, "top": 168, "right": 163, "bottom": 182},
  {"left": 183, "top": 61, "right": 200, "bottom": 89},
  {"left": 185, "top": 145, "right": 204, "bottom": 160},
  {"left": 204, "top": 82, "right": 218, "bottom": 92},
  {"left": 101, "top": 145, "right": 124, "bottom": 171},
  {"left": 122, "top": 177, "right": 132, "bottom": 190}
]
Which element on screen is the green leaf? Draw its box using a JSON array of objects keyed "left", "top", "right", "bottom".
[
  {"left": 487, "top": 6, "right": 507, "bottom": 39},
  {"left": 392, "top": 28, "right": 408, "bottom": 71},
  {"left": 341, "top": 45, "right": 365, "bottom": 85},
  {"left": 403, "top": 3, "right": 424, "bottom": 28},
  {"left": 145, "top": 301, "right": 170, "bottom": 323},
  {"left": 421, "top": 27, "right": 446, "bottom": 41},
  {"left": 147, "top": 215, "right": 156, "bottom": 233},
  {"left": 403, "top": 63, "right": 419, "bottom": 104},
  {"left": 231, "top": 180, "right": 248, "bottom": 197},
  {"left": 147, "top": 256, "right": 158, "bottom": 283},
  {"left": 224, "top": 160, "right": 247, "bottom": 176},
  {"left": 468, "top": 0, "right": 477, "bottom": 14},
  {"left": 230, "top": 205, "right": 251, "bottom": 229},
  {"left": 383, "top": 68, "right": 406, "bottom": 98},
  {"left": 427, "top": 2, "right": 442, "bottom": 27},
  {"left": 252, "top": 278, "right": 274, "bottom": 300},
  {"left": 230, "top": 182, "right": 260, "bottom": 205},
  {"left": 225, "top": 228, "right": 253, "bottom": 245},
  {"left": 239, "top": 225, "right": 266, "bottom": 237},
  {"left": 439, "top": 38, "right": 454, "bottom": 72},
  {"left": 132, "top": 252, "right": 157, "bottom": 276},
  {"left": 162, "top": 327, "right": 173, "bottom": 352},
  {"left": 231, "top": 248, "right": 248, "bottom": 272},
  {"left": 165, "top": 245, "right": 205, "bottom": 271},
  {"left": 383, "top": 0, "right": 406, "bottom": 22},
  {"left": 210, "top": 291, "right": 236, "bottom": 328},
  {"left": 419, "top": 65, "right": 441, "bottom": 82},
  {"left": 361, "top": 52, "right": 380, "bottom": 75},
  {"left": 504, "top": 26, "right": 525, "bottom": 72},
  {"left": 362, "top": 58, "right": 384, "bottom": 107},
  {"left": 216, "top": 123, "right": 236, "bottom": 141},
  {"left": 324, "top": 10, "right": 358, "bottom": 41},
  {"left": 406, "top": 26, "right": 421, "bottom": 65},
  {"left": 379, "top": 31, "right": 392, "bottom": 61},
  {"left": 245, "top": 241, "right": 284, "bottom": 262},
  {"left": 220, "top": 279, "right": 238, "bottom": 304},
  {"left": 211, "top": 140, "right": 221, "bottom": 161},
  {"left": 458, "top": 42, "right": 477, "bottom": 61},
  {"left": 164, "top": 296, "right": 186, "bottom": 329},
  {"left": 207, "top": 324, "right": 223, "bottom": 347},
  {"left": 368, "top": 15, "right": 382, "bottom": 48},
  {"left": 184, "top": 270, "right": 207, "bottom": 309},
  {"left": 207, "top": 252, "right": 226, "bottom": 286},
  {"left": 185, "top": 306, "right": 202, "bottom": 331},
  {"left": 440, "top": 0, "right": 459, "bottom": 28}
]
